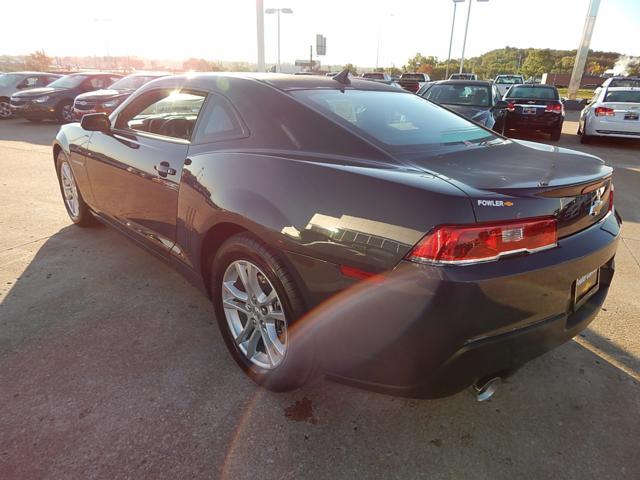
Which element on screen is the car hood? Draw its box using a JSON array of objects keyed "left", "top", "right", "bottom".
[
  {"left": 401, "top": 138, "right": 610, "bottom": 191},
  {"left": 445, "top": 105, "right": 490, "bottom": 121},
  {"left": 12, "top": 87, "right": 66, "bottom": 98},
  {"left": 75, "top": 89, "right": 129, "bottom": 101}
]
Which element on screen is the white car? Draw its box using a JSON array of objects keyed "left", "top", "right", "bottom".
[
  {"left": 578, "top": 86, "right": 640, "bottom": 143},
  {"left": 493, "top": 74, "right": 524, "bottom": 97}
]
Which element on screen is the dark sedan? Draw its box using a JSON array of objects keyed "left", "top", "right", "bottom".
[
  {"left": 503, "top": 84, "right": 565, "bottom": 141},
  {"left": 52, "top": 73, "right": 619, "bottom": 399},
  {"left": 418, "top": 80, "right": 507, "bottom": 132},
  {"left": 10, "top": 72, "right": 122, "bottom": 123},
  {"left": 72, "top": 71, "right": 169, "bottom": 121}
]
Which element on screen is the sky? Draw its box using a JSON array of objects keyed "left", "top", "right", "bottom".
[{"left": 1, "top": 0, "right": 639, "bottom": 68}]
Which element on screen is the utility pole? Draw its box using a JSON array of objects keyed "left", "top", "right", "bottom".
[
  {"left": 446, "top": 0, "right": 463, "bottom": 79},
  {"left": 567, "top": 0, "right": 601, "bottom": 99},
  {"left": 459, "top": 0, "right": 488, "bottom": 74},
  {"left": 256, "top": 0, "right": 265, "bottom": 72}
]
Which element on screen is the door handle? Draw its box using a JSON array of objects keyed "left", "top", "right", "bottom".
[{"left": 154, "top": 161, "right": 176, "bottom": 177}]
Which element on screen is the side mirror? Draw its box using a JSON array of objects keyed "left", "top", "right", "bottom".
[
  {"left": 81, "top": 113, "right": 111, "bottom": 132},
  {"left": 560, "top": 97, "right": 567, "bottom": 104},
  {"left": 494, "top": 100, "right": 508, "bottom": 109}
]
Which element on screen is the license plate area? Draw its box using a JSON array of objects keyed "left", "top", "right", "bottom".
[
  {"left": 572, "top": 268, "right": 600, "bottom": 311},
  {"left": 522, "top": 107, "right": 537, "bottom": 115},
  {"left": 624, "top": 113, "right": 639, "bottom": 120}
]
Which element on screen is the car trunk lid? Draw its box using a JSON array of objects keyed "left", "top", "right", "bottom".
[{"left": 401, "top": 139, "right": 613, "bottom": 238}]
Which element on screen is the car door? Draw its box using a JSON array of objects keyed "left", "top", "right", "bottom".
[
  {"left": 492, "top": 85, "right": 506, "bottom": 129},
  {"left": 85, "top": 88, "right": 207, "bottom": 256}
]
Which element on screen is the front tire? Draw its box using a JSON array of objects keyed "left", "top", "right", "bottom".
[
  {"left": 0, "top": 98, "right": 12, "bottom": 119},
  {"left": 56, "top": 100, "right": 73, "bottom": 124},
  {"left": 211, "top": 233, "right": 313, "bottom": 392},
  {"left": 55, "top": 151, "right": 96, "bottom": 227}
]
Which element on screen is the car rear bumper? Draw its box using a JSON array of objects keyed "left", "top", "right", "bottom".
[
  {"left": 505, "top": 112, "right": 563, "bottom": 131},
  {"left": 315, "top": 211, "right": 621, "bottom": 398},
  {"left": 586, "top": 116, "right": 640, "bottom": 137}
]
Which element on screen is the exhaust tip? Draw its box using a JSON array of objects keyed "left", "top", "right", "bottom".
[{"left": 473, "top": 377, "right": 501, "bottom": 402}]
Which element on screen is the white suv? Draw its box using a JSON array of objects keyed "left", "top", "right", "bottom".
[{"left": 493, "top": 74, "right": 524, "bottom": 97}]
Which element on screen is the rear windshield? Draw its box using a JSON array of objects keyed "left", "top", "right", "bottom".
[
  {"left": 495, "top": 76, "right": 523, "bottom": 85},
  {"left": 506, "top": 86, "right": 558, "bottom": 100},
  {"left": 402, "top": 74, "right": 424, "bottom": 80},
  {"left": 424, "top": 84, "right": 491, "bottom": 107},
  {"left": 292, "top": 89, "right": 495, "bottom": 151},
  {"left": 363, "top": 73, "right": 384, "bottom": 79},
  {"left": 609, "top": 78, "right": 640, "bottom": 88},
  {"left": 604, "top": 90, "right": 640, "bottom": 103}
]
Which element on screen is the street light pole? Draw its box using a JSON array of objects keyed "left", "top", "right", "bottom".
[
  {"left": 256, "top": 0, "right": 265, "bottom": 72},
  {"left": 446, "top": 0, "right": 464, "bottom": 79},
  {"left": 459, "top": 0, "right": 488, "bottom": 74},
  {"left": 265, "top": 7, "right": 293, "bottom": 73}
]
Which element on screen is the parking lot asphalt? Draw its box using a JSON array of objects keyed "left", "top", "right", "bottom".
[{"left": 0, "top": 113, "right": 639, "bottom": 480}]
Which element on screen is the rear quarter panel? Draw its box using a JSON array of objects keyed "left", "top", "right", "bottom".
[{"left": 175, "top": 151, "right": 476, "bottom": 277}]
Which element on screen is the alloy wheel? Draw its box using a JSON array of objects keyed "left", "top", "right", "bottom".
[
  {"left": 60, "top": 161, "right": 80, "bottom": 218},
  {"left": 0, "top": 101, "right": 12, "bottom": 119},
  {"left": 61, "top": 104, "right": 73, "bottom": 123},
  {"left": 222, "top": 259, "right": 287, "bottom": 370}
]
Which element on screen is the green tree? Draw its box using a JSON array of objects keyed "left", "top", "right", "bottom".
[
  {"left": 182, "top": 58, "right": 211, "bottom": 71},
  {"left": 343, "top": 63, "right": 358, "bottom": 75},
  {"left": 25, "top": 50, "right": 51, "bottom": 71},
  {"left": 520, "top": 49, "right": 555, "bottom": 77},
  {"left": 559, "top": 56, "right": 575, "bottom": 73}
]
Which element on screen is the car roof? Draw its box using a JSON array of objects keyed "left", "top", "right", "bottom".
[
  {"left": 5, "top": 71, "right": 60, "bottom": 76},
  {"left": 510, "top": 84, "right": 557, "bottom": 88},
  {"left": 431, "top": 80, "right": 492, "bottom": 86},
  {"left": 125, "top": 71, "right": 170, "bottom": 77},
  {"left": 144, "top": 72, "right": 408, "bottom": 93}
]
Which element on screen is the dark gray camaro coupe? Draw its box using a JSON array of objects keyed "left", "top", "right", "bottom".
[{"left": 53, "top": 72, "right": 620, "bottom": 399}]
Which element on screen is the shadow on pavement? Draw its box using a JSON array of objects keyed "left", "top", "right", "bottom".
[
  {"left": 0, "top": 118, "right": 61, "bottom": 147},
  {"left": 0, "top": 223, "right": 638, "bottom": 479}
]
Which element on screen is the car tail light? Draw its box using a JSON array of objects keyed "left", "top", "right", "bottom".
[
  {"left": 340, "top": 265, "right": 376, "bottom": 281},
  {"left": 608, "top": 184, "right": 614, "bottom": 212},
  {"left": 595, "top": 106, "right": 615, "bottom": 117},
  {"left": 545, "top": 103, "right": 562, "bottom": 113},
  {"left": 407, "top": 218, "right": 558, "bottom": 265},
  {"left": 506, "top": 101, "right": 516, "bottom": 112}
]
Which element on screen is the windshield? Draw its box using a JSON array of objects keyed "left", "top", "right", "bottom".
[
  {"left": 47, "top": 75, "right": 89, "bottom": 89},
  {"left": 506, "top": 86, "right": 557, "bottom": 100},
  {"left": 604, "top": 90, "right": 640, "bottom": 103},
  {"left": 292, "top": 89, "right": 495, "bottom": 150},
  {"left": 495, "top": 76, "right": 523, "bottom": 84},
  {"left": 0, "top": 74, "right": 22, "bottom": 87},
  {"left": 424, "top": 84, "right": 491, "bottom": 107},
  {"left": 109, "top": 75, "right": 160, "bottom": 91}
]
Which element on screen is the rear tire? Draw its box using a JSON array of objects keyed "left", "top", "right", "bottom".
[
  {"left": 580, "top": 120, "right": 593, "bottom": 144},
  {"left": 549, "top": 125, "right": 562, "bottom": 141},
  {"left": 55, "top": 151, "right": 97, "bottom": 227},
  {"left": 211, "top": 233, "right": 313, "bottom": 392}
]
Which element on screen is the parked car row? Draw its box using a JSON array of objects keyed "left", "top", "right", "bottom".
[
  {"left": 418, "top": 79, "right": 565, "bottom": 141},
  {"left": 0, "top": 71, "right": 168, "bottom": 123}
]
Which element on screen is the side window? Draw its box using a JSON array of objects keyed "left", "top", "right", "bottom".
[
  {"left": 109, "top": 76, "right": 121, "bottom": 86},
  {"left": 193, "top": 95, "right": 245, "bottom": 144},
  {"left": 17, "top": 76, "right": 39, "bottom": 89},
  {"left": 116, "top": 89, "right": 206, "bottom": 141},
  {"left": 44, "top": 76, "right": 58, "bottom": 86},
  {"left": 89, "top": 77, "right": 107, "bottom": 89}
]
